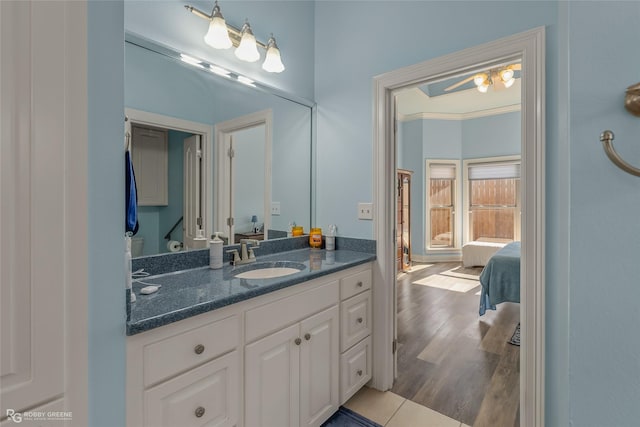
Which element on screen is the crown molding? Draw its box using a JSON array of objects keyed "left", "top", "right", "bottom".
[{"left": 397, "top": 103, "right": 521, "bottom": 122}]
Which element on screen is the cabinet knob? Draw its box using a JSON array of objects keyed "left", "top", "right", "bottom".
[
  {"left": 194, "top": 344, "right": 205, "bottom": 355},
  {"left": 357, "top": 369, "right": 363, "bottom": 376},
  {"left": 356, "top": 281, "right": 363, "bottom": 287},
  {"left": 357, "top": 317, "right": 363, "bottom": 324},
  {"left": 195, "top": 406, "right": 205, "bottom": 418},
  {"left": 304, "top": 333, "right": 311, "bottom": 341},
  {"left": 294, "top": 338, "right": 302, "bottom": 345}
]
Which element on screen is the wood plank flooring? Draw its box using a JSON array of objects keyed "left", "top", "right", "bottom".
[{"left": 391, "top": 262, "right": 520, "bottom": 426}]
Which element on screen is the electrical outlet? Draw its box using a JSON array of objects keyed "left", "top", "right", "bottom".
[
  {"left": 271, "top": 202, "right": 281, "bottom": 215},
  {"left": 358, "top": 202, "right": 373, "bottom": 220}
]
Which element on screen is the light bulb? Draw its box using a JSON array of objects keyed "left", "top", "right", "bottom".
[
  {"left": 203, "top": 2, "right": 232, "bottom": 49},
  {"left": 235, "top": 21, "right": 260, "bottom": 62},
  {"left": 500, "top": 68, "right": 515, "bottom": 82},
  {"left": 503, "top": 77, "right": 515, "bottom": 88},
  {"left": 262, "top": 37, "right": 285, "bottom": 73},
  {"left": 473, "top": 73, "right": 487, "bottom": 86},
  {"left": 477, "top": 82, "right": 490, "bottom": 93}
]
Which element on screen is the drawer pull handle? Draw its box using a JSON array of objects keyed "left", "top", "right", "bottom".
[
  {"left": 357, "top": 317, "right": 363, "bottom": 324},
  {"left": 295, "top": 338, "right": 302, "bottom": 345},
  {"left": 357, "top": 369, "right": 363, "bottom": 376},
  {"left": 194, "top": 344, "right": 205, "bottom": 355},
  {"left": 304, "top": 333, "right": 311, "bottom": 341},
  {"left": 356, "top": 281, "right": 364, "bottom": 287},
  {"left": 195, "top": 407, "right": 205, "bottom": 418}
]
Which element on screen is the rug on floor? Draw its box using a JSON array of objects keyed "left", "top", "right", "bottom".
[
  {"left": 321, "top": 407, "right": 382, "bottom": 427},
  {"left": 509, "top": 322, "right": 521, "bottom": 346}
]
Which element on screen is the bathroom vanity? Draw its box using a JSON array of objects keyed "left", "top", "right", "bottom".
[{"left": 126, "top": 246, "right": 374, "bottom": 427}]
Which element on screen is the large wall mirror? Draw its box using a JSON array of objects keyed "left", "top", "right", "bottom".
[{"left": 125, "top": 33, "right": 313, "bottom": 257}]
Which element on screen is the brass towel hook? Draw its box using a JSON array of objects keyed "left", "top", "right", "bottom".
[{"left": 599, "top": 82, "right": 640, "bottom": 177}]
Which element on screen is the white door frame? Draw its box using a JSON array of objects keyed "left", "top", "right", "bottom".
[
  {"left": 371, "top": 27, "right": 545, "bottom": 427},
  {"left": 124, "top": 108, "right": 214, "bottom": 241},
  {"left": 215, "top": 109, "right": 272, "bottom": 244}
]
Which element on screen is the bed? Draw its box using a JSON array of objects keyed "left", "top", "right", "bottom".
[
  {"left": 479, "top": 241, "right": 521, "bottom": 316},
  {"left": 462, "top": 237, "right": 513, "bottom": 267}
]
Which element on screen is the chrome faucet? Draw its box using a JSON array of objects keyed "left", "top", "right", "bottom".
[{"left": 229, "top": 239, "right": 260, "bottom": 266}]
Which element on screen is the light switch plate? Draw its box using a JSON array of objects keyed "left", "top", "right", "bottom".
[
  {"left": 358, "top": 202, "right": 373, "bottom": 220},
  {"left": 271, "top": 202, "right": 281, "bottom": 215}
]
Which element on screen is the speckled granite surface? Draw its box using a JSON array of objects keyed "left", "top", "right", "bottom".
[{"left": 127, "top": 248, "right": 375, "bottom": 335}]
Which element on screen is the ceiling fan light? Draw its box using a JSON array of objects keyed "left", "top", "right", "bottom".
[
  {"left": 477, "top": 82, "right": 490, "bottom": 93},
  {"left": 473, "top": 73, "right": 487, "bottom": 86},
  {"left": 235, "top": 21, "right": 260, "bottom": 62},
  {"left": 262, "top": 37, "right": 285, "bottom": 73},
  {"left": 500, "top": 68, "right": 515, "bottom": 82},
  {"left": 503, "top": 77, "right": 516, "bottom": 88},
  {"left": 204, "top": 2, "right": 232, "bottom": 49}
]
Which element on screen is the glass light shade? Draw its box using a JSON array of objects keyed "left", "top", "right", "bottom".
[
  {"left": 500, "top": 68, "right": 515, "bottom": 82},
  {"left": 204, "top": 17, "right": 232, "bottom": 49},
  {"left": 235, "top": 24, "right": 260, "bottom": 62},
  {"left": 473, "top": 73, "right": 487, "bottom": 86},
  {"left": 262, "top": 43, "right": 285, "bottom": 73},
  {"left": 503, "top": 77, "right": 516, "bottom": 88},
  {"left": 477, "top": 82, "right": 490, "bottom": 93}
]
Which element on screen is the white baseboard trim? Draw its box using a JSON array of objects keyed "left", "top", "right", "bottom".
[{"left": 412, "top": 253, "right": 462, "bottom": 263}]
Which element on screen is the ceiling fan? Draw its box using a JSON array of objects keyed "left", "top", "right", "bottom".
[{"left": 444, "top": 63, "right": 521, "bottom": 93}]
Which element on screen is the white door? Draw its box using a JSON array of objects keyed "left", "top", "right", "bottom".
[
  {"left": 245, "top": 324, "right": 300, "bottom": 427},
  {"left": 1, "top": 0, "right": 86, "bottom": 421},
  {"left": 183, "top": 134, "right": 202, "bottom": 249},
  {"left": 299, "top": 306, "right": 339, "bottom": 427}
]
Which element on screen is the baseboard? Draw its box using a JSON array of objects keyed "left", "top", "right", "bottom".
[{"left": 412, "top": 253, "right": 462, "bottom": 263}]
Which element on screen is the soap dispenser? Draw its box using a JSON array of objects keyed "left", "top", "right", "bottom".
[{"left": 210, "top": 232, "right": 223, "bottom": 269}]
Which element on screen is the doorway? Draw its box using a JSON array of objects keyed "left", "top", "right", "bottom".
[{"left": 371, "top": 28, "right": 545, "bottom": 427}]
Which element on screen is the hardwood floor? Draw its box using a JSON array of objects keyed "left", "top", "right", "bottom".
[{"left": 391, "top": 262, "right": 520, "bottom": 426}]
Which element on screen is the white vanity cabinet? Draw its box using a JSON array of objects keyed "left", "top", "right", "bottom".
[
  {"left": 339, "top": 268, "right": 373, "bottom": 404},
  {"left": 127, "top": 262, "right": 373, "bottom": 427},
  {"left": 127, "top": 310, "right": 241, "bottom": 427}
]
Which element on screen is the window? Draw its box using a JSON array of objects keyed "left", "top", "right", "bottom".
[
  {"left": 466, "top": 159, "right": 521, "bottom": 242},
  {"left": 427, "top": 161, "right": 458, "bottom": 249}
]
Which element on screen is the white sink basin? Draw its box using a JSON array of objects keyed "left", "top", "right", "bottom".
[
  {"left": 235, "top": 267, "right": 302, "bottom": 279},
  {"left": 232, "top": 261, "right": 306, "bottom": 280}
]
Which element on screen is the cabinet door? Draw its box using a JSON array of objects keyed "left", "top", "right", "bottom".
[
  {"left": 245, "top": 323, "right": 300, "bottom": 427},
  {"left": 145, "top": 351, "right": 239, "bottom": 427},
  {"left": 299, "top": 306, "right": 339, "bottom": 427}
]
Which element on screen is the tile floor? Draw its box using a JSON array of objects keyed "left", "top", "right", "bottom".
[{"left": 344, "top": 386, "right": 471, "bottom": 427}]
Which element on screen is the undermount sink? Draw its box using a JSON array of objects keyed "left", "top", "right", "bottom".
[{"left": 232, "top": 261, "right": 306, "bottom": 280}]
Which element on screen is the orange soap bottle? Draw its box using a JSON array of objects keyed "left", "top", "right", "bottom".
[{"left": 309, "top": 227, "right": 322, "bottom": 248}]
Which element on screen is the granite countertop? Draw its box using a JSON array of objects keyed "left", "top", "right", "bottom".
[{"left": 127, "top": 248, "right": 376, "bottom": 335}]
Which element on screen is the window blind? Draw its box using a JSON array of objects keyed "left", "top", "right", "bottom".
[
  {"left": 468, "top": 162, "right": 520, "bottom": 180},
  {"left": 429, "top": 163, "right": 456, "bottom": 180}
]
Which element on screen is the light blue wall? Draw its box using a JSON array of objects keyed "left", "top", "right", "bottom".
[
  {"left": 87, "top": 1, "right": 125, "bottom": 426},
  {"left": 314, "top": 1, "right": 568, "bottom": 424},
  {"left": 568, "top": 2, "right": 640, "bottom": 425},
  {"left": 461, "top": 111, "right": 521, "bottom": 158}
]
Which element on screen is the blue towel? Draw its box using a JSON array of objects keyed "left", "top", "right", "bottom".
[{"left": 125, "top": 150, "right": 139, "bottom": 234}]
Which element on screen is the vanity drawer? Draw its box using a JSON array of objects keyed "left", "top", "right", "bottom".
[
  {"left": 143, "top": 315, "right": 239, "bottom": 387},
  {"left": 245, "top": 279, "right": 339, "bottom": 343},
  {"left": 145, "top": 351, "right": 239, "bottom": 427},
  {"left": 340, "top": 269, "right": 371, "bottom": 300},
  {"left": 340, "top": 290, "right": 371, "bottom": 352},
  {"left": 340, "top": 336, "right": 371, "bottom": 404}
]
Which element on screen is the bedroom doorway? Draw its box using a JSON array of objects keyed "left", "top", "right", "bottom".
[{"left": 371, "top": 28, "right": 545, "bottom": 427}]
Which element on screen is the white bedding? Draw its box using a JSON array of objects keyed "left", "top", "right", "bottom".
[{"left": 462, "top": 238, "right": 512, "bottom": 267}]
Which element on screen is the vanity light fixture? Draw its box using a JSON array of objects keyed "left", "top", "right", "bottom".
[{"left": 185, "top": 1, "right": 286, "bottom": 73}]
